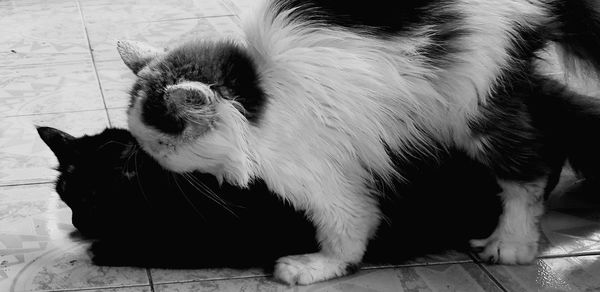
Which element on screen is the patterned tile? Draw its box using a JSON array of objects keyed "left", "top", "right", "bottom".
[
  {"left": 0, "top": 1, "right": 90, "bottom": 67},
  {"left": 403, "top": 250, "right": 472, "bottom": 265},
  {"left": 0, "top": 111, "right": 110, "bottom": 186},
  {"left": 150, "top": 268, "right": 266, "bottom": 285},
  {"left": 154, "top": 263, "right": 501, "bottom": 292},
  {"left": 0, "top": 184, "right": 69, "bottom": 237},
  {"left": 95, "top": 60, "right": 136, "bottom": 109},
  {"left": 0, "top": 185, "right": 150, "bottom": 292},
  {"left": 79, "top": 0, "right": 232, "bottom": 24},
  {"left": 86, "top": 16, "right": 243, "bottom": 62},
  {"left": 537, "top": 172, "right": 600, "bottom": 258},
  {"left": 67, "top": 287, "right": 152, "bottom": 292},
  {"left": 0, "top": 61, "right": 105, "bottom": 117},
  {"left": 485, "top": 255, "right": 600, "bottom": 292}
]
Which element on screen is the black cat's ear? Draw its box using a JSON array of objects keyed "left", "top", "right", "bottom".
[
  {"left": 36, "top": 126, "right": 76, "bottom": 164},
  {"left": 117, "top": 40, "right": 163, "bottom": 74}
]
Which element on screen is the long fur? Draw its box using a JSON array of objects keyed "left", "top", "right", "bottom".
[
  {"left": 118, "top": 0, "right": 600, "bottom": 284},
  {"left": 38, "top": 126, "right": 505, "bottom": 269}
]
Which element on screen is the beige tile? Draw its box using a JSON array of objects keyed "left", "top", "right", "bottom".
[
  {"left": 1, "top": 239, "right": 149, "bottom": 292},
  {"left": 0, "top": 184, "right": 149, "bottom": 292},
  {"left": 68, "top": 287, "right": 152, "bottom": 292},
  {"left": 486, "top": 255, "right": 600, "bottom": 292},
  {"left": 0, "top": 62, "right": 104, "bottom": 117},
  {"left": 87, "top": 16, "right": 243, "bottom": 62},
  {"left": 80, "top": 0, "right": 232, "bottom": 24},
  {"left": 0, "top": 111, "right": 110, "bottom": 185},
  {"left": 95, "top": 60, "right": 136, "bottom": 109},
  {"left": 220, "top": 0, "right": 261, "bottom": 16},
  {"left": 155, "top": 263, "right": 501, "bottom": 292},
  {"left": 537, "top": 180, "right": 600, "bottom": 257},
  {"left": 0, "top": 2, "right": 90, "bottom": 67},
  {"left": 0, "top": 184, "right": 71, "bottom": 240},
  {"left": 150, "top": 268, "right": 266, "bottom": 285},
  {"left": 107, "top": 108, "right": 128, "bottom": 128}
]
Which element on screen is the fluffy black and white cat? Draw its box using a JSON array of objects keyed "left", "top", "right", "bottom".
[
  {"left": 37, "top": 126, "right": 504, "bottom": 269},
  {"left": 116, "top": 0, "right": 600, "bottom": 284}
]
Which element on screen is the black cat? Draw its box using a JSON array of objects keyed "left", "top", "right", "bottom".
[{"left": 38, "top": 126, "right": 505, "bottom": 270}]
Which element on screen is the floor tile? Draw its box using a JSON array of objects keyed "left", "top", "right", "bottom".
[
  {"left": 538, "top": 174, "right": 600, "bottom": 257},
  {"left": 154, "top": 263, "right": 501, "bottom": 292},
  {"left": 403, "top": 250, "right": 472, "bottom": 265},
  {"left": 485, "top": 255, "right": 600, "bottom": 292},
  {"left": 67, "top": 287, "right": 152, "bottom": 292},
  {"left": 0, "top": 62, "right": 104, "bottom": 117},
  {"left": 0, "top": 1, "right": 90, "bottom": 67},
  {"left": 80, "top": 0, "right": 232, "bottom": 25},
  {"left": 150, "top": 268, "right": 266, "bottom": 285},
  {"left": 0, "top": 184, "right": 69, "bottom": 236},
  {"left": 86, "top": 16, "right": 243, "bottom": 62},
  {"left": 220, "top": 0, "right": 260, "bottom": 16},
  {"left": 1, "top": 238, "right": 150, "bottom": 292},
  {"left": 95, "top": 60, "right": 136, "bottom": 109},
  {"left": 107, "top": 108, "right": 127, "bottom": 128},
  {"left": 0, "top": 111, "right": 110, "bottom": 186},
  {"left": 0, "top": 184, "right": 150, "bottom": 292}
]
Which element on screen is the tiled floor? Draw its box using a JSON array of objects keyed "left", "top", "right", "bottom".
[{"left": 1, "top": 0, "right": 600, "bottom": 291}]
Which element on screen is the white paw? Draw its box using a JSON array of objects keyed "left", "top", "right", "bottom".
[
  {"left": 470, "top": 236, "right": 538, "bottom": 264},
  {"left": 274, "top": 253, "right": 356, "bottom": 285}
]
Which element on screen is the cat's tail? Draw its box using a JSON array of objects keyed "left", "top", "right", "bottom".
[{"left": 549, "top": 0, "right": 600, "bottom": 77}]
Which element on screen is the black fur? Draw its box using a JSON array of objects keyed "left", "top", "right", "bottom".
[
  {"left": 550, "top": 0, "right": 600, "bottom": 75},
  {"left": 134, "top": 41, "right": 266, "bottom": 135},
  {"left": 272, "top": 0, "right": 445, "bottom": 35},
  {"left": 38, "top": 127, "right": 504, "bottom": 269},
  {"left": 272, "top": 0, "right": 467, "bottom": 64},
  {"left": 466, "top": 20, "right": 588, "bottom": 185}
]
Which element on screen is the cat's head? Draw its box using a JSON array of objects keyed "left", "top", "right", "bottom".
[
  {"left": 37, "top": 126, "right": 144, "bottom": 237},
  {"left": 117, "top": 40, "right": 264, "bottom": 185}
]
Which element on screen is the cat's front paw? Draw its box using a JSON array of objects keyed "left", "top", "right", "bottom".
[
  {"left": 470, "top": 236, "right": 538, "bottom": 264},
  {"left": 274, "top": 253, "right": 357, "bottom": 285}
]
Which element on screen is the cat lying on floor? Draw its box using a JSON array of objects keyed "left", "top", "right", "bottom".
[
  {"left": 38, "top": 126, "right": 506, "bottom": 270},
  {"left": 117, "top": 0, "right": 600, "bottom": 284}
]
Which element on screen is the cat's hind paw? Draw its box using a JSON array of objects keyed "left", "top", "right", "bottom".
[{"left": 274, "top": 253, "right": 358, "bottom": 285}]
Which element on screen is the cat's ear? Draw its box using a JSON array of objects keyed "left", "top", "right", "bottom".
[
  {"left": 117, "top": 40, "right": 163, "bottom": 74},
  {"left": 36, "top": 126, "right": 76, "bottom": 164}
]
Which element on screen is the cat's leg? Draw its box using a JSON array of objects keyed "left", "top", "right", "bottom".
[
  {"left": 463, "top": 76, "right": 562, "bottom": 264},
  {"left": 273, "top": 187, "right": 380, "bottom": 285},
  {"left": 470, "top": 178, "right": 546, "bottom": 264}
]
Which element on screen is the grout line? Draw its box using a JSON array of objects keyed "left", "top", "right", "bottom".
[
  {"left": 75, "top": 0, "right": 112, "bottom": 128},
  {"left": 147, "top": 269, "right": 156, "bottom": 292},
  {"left": 468, "top": 250, "right": 600, "bottom": 263},
  {"left": 1, "top": 108, "right": 110, "bottom": 119},
  {"left": 29, "top": 283, "right": 154, "bottom": 292},
  {"left": 0, "top": 181, "right": 54, "bottom": 188},
  {"left": 361, "top": 259, "right": 475, "bottom": 270},
  {"left": 150, "top": 259, "right": 475, "bottom": 286},
  {"left": 134, "top": 14, "right": 236, "bottom": 24},
  {"left": 151, "top": 274, "right": 269, "bottom": 286},
  {"left": 538, "top": 251, "right": 600, "bottom": 259},
  {"left": 468, "top": 254, "right": 509, "bottom": 292},
  {"left": 0, "top": 56, "right": 92, "bottom": 69}
]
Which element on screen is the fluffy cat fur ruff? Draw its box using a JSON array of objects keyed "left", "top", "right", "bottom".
[{"left": 117, "top": 0, "right": 600, "bottom": 284}]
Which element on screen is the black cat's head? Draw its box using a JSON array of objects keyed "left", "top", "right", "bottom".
[
  {"left": 117, "top": 40, "right": 264, "bottom": 184},
  {"left": 37, "top": 126, "right": 144, "bottom": 237}
]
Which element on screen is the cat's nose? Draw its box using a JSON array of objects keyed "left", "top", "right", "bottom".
[{"left": 165, "top": 81, "right": 215, "bottom": 107}]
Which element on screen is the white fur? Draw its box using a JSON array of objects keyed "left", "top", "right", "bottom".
[
  {"left": 470, "top": 179, "right": 546, "bottom": 264},
  {"left": 125, "top": 0, "right": 556, "bottom": 284}
]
